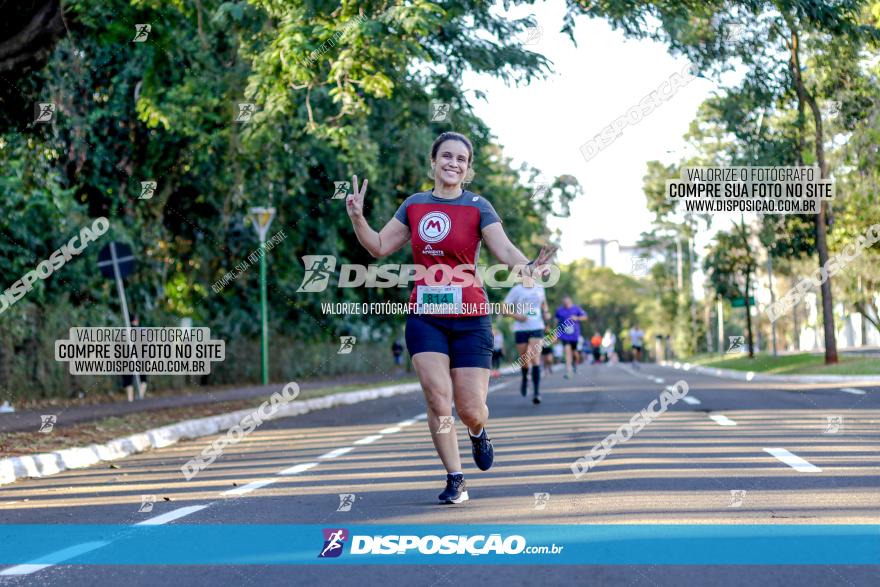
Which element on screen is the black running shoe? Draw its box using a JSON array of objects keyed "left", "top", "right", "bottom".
[
  {"left": 469, "top": 429, "right": 494, "bottom": 471},
  {"left": 438, "top": 473, "right": 468, "bottom": 504},
  {"left": 520, "top": 379, "right": 528, "bottom": 397},
  {"left": 533, "top": 395, "right": 541, "bottom": 405}
]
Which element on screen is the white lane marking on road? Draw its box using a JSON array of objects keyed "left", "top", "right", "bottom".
[
  {"left": 840, "top": 387, "right": 866, "bottom": 395},
  {"left": 278, "top": 462, "right": 318, "bottom": 475},
  {"left": 318, "top": 446, "right": 354, "bottom": 459},
  {"left": 353, "top": 435, "right": 383, "bottom": 445},
  {"left": 709, "top": 414, "right": 737, "bottom": 426},
  {"left": 653, "top": 377, "right": 665, "bottom": 384},
  {"left": 681, "top": 396, "right": 701, "bottom": 405},
  {"left": 220, "top": 479, "right": 277, "bottom": 496},
  {"left": 414, "top": 413, "right": 428, "bottom": 421},
  {"left": 0, "top": 541, "right": 111, "bottom": 576},
  {"left": 379, "top": 426, "right": 401, "bottom": 434},
  {"left": 136, "top": 504, "right": 209, "bottom": 525},
  {"left": 397, "top": 419, "right": 418, "bottom": 427},
  {"left": 764, "top": 448, "right": 822, "bottom": 472},
  {"left": 0, "top": 564, "right": 52, "bottom": 576}
]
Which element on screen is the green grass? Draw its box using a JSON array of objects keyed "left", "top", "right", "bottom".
[
  {"left": 304, "top": 377, "right": 420, "bottom": 396},
  {"left": 683, "top": 352, "right": 880, "bottom": 375}
]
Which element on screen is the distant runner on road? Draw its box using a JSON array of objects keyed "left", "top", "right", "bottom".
[
  {"left": 602, "top": 329, "right": 617, "bottom": 363},
  {"left": 554, "top": 295, "right": 587, "bottom": 378},
  {"left": 491, "top": 327, "right": 504, "bottom": 376},
  {"left": 504, "top": 282, "right": 550, "bottom": 404},
  {"left": 590, "top": 331, "right": 603, "bottom": 363},
  {"left": 629, "top": 324, "right": 645, "bottom": 365},
  {"left": 541, "top": 324, "right": 555, "bottom": 375},
  {"left": 346, "top": 131, "right": 555, "bottom": 505}
]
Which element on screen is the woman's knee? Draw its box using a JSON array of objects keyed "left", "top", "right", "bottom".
[
  {"left": 422, "top": 380, "right": 452, "bottom": 414},
  {"left": 457, "top": 401, "right": 486, "bottom": 427}
]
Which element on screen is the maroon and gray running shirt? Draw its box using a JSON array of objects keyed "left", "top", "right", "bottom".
[{"left": 394, "top": 190, "right": 501, "bottom": 317}]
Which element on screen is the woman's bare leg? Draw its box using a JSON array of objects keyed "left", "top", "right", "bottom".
[{"left": 412, "top": 352, "right": 461, "bottom": 473}]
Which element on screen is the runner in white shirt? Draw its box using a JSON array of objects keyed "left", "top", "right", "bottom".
[
  {"left": 629, "top": 325, "right": 645, "bottom": 365},
  {"left": 503, "top": 283, "right": 549, "bottom": 404}
]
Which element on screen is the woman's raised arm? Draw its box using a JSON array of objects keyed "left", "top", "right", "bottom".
[{"left": 347, "top": 175, "right": 410, "bottom": 258}]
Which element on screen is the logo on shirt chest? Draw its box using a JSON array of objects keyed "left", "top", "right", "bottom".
[
  {"left": 422, "top": 244, "right": 445, "bottom": 256},
  {"left": 417, "top": 212, "right": 452, "bottom": 243}
]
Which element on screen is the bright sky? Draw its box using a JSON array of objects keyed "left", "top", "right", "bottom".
[{"left": 462, "top": 1, "right": 718, "bottom": 273}]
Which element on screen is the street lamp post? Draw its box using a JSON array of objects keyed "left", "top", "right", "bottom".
[
  {"left": 584, "top": 238, "right": 618, "bottom": 267},
  {"left": 248, "top": 206, "right": 276, "bottom": 385}
]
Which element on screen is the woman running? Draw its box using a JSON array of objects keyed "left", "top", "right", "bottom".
[{"left": 346, "top": 131, "right": 554, "bottom": 504}]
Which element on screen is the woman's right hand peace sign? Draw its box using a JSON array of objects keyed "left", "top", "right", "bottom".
[{"left": 346, "top": 175, "right": 368, "bottom": 220}]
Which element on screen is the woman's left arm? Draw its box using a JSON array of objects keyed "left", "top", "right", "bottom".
[
  {"left": 482, "top": 223, "right": 558, "bottom": 279},
  {"left": 481, "top": 223, "right": 530, "bottom": 267}
]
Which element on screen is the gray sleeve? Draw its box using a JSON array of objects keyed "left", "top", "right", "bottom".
[
  {"left": 393, "top": 197, "right": 410, "bottom": 227},
  {"left": 477, "top": 196, "right": 501, "bottom": 229}
]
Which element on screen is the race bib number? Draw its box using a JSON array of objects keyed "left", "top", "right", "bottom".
[{"left": 416, "top": 285, "right": 463, "bottom": 315}]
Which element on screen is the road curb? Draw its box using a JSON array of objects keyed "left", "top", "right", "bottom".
[
  {"left": 660, "top": 360, "right": 880, "bottom": 384},
  {"left": 0, "top": 381, "right": 422, "bottom": 487}
]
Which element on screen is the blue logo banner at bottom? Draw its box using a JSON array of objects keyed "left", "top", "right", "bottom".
[{"left": 0, "top": 525, "right": 878, "bottom": 565}]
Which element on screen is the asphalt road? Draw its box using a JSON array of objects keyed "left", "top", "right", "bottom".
[{"left": 1, "top": 362, "right": 878, "bottom": 586}]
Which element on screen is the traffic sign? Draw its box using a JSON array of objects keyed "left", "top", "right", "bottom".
[
  {"left": 248, "top": 207, "right": 276, "bottom": 242},
  {"left": 96, "top": 241, "right": 143, "bottom": 399},
  {"left": 731, "top": 296, "right": 755, "bottom": 308},
  {"left": 97, "top": 242, "right": 135, "bottom": 279}
]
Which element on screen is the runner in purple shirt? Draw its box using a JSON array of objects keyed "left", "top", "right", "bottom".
[{"left": 555, "top": 295, "right": 588, "bottom": 378}]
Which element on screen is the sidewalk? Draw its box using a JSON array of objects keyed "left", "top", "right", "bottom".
[
  {"left": 659, "top": 360, "right": 880, "bottom": 384},
  {"left": 0, "top": 368, "right": 518, "bottom": 486},
  {"left": 0, "top": 372, "right": 414, "bottom": 434}
]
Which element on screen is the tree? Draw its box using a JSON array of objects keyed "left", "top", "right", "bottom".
[
  {"left": 703, "top": 224, "right": 758, "bottom": 357},
  {"left": 565, "top": 0, "right": 880, "bottom": 363},
  {"left": 0, "top": 0, "right": 582, "bottom": 397}
]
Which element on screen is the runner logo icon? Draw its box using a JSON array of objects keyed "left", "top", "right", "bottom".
[
  {"left": 297, "top": 255, "right": 337, "bottom": 292},
  {"left": 318, "top": 528, "right": 348, "bottom": 558},
  {"left": 418, "top": 212, "right": 451, "bottom": 243}
]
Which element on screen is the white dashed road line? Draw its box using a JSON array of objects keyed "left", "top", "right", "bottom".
[
  {"left": 318, "top": 446, "right": 355, "bottom": 459},
  {"left": 764, "top": 448, "right": 822, "bottom": 472},
  {"left": 221, "top": 479, "right": 277, "bottom": 497},
  {"left": 278, "top": 462, "right": 318, "bottom": 475},
  {"left": 839, "top": 387, "right": 866, "bottom": 395},
  {"left": 353, "top": 435, "right": 383, "bottom": 445},
  {"left": 681, "top": 396, "right": 701, "bottom": 405},
  {"left": 136, "top": 505, "right": 210, "bottom": 525},
  {"left": 709, "top": 414, "right": 737, "bottom": 426},
  {"left": 378, "top": 426, "right": 401, "bottom": 434},
  {"left": 0, "top": 541, "right": 111, "bottom": 576}
]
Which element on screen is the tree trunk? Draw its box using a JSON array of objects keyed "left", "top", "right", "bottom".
[
  {"left": 786, "top": 19, "right": 838, "bottom": 364},
  {"left": 744, "top": 269, "right": 754, "bottom": 358}
]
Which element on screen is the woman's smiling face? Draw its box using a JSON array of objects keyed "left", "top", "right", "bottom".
[{"left": 433, "top": 140, "right": 471, "bottom": 186}]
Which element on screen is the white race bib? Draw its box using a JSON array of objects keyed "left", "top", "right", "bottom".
[{"left": 416, "top": 285, "right": 463, "bottom": 315}]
